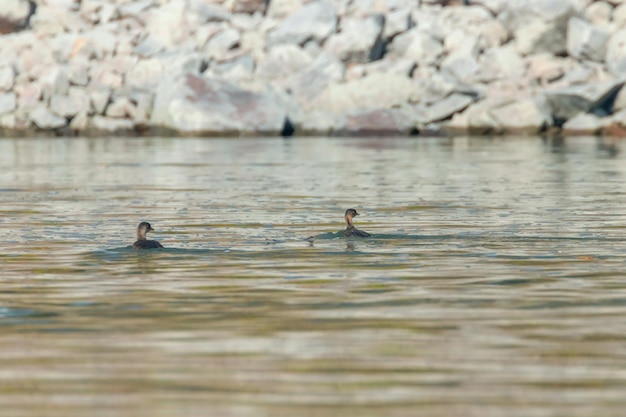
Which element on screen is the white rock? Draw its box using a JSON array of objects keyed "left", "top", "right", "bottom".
[
  {"left": 614, "top": 4, "right": 626, "bottom": 28},
  {"left": 480, "top": 46, "right": 526, "bottom": 80},
  {"left": 324, "top": 14, "right": 385, "bottom": 63},
  {"left": 15, "top": 84, "right": 41, "bottom": 109},
  {"left": 384, "top": 8, "right": 412, "bottom": 41},
  {"left": 562, "top": 112, "right": 604, "bottom": 133},
  {"left": 389, "top": 28, "right": 443, "bottom": 66},
  {"left": 423, "top": 93, "right": 475, "bottom": 123},
  {"left": 567, "top": 17, "right": 610, "bottom": 62},
  {"left": 283, "top": 52, "right": 345, "bottom": 103},
  {"left": 307, "top": 72, "right": 415, "bottom": 114},
  {"left": 126, "top": 58, "right": 165, "bottom": 89},
  {"left": 151, "top": 74, "right": 290, "bottom": 134},
  {"left": 0, "top": 92, "right": 16, "bottom": 115},
  {"left": 204, "top": 27, "right": 241, "bottom": 60},
  {"left": 606, "top": 29, "right": 626, "bottom": 76},
  {"left": 489, "top": 97, "right": 552, "bottom": 133},
  {"left": 0, "top": 0, "right": 32, "bottom": 22},
  {"left": 0, "top": 66, "right": 15, "bottom": 91},
  {"left": 89, "top": 89, "right": 111, "bottom": 115},
  {"left": 267, "top": 0, "right": 337, "bottom": 47},
  {"left": 106, "top": 97, "right": 134, "bottom": 118},
  {"left": 585, "top": 1, "right": 613, "bottom": 25},
  {"left": 50, "top": 87, "right": 90, "bottom": 118},
  {"left": 256, "top": 44, "right": 313, "bottom": 83},
  {"left": 212, "top": 54, "right": 255, "bottom": 80},
  {"left": 90, "top": 115, "right": 134, "bottom": 132},
  {"left": 30, "top": 106, "right": 67, "bottom": 129}
]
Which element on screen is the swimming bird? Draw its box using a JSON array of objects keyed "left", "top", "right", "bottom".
[
  {"left": 132, "top": 222, "right": 164, "bottom": 249},
  {"left": 343, "top": 208, "right": 371, "bottom": 237}
]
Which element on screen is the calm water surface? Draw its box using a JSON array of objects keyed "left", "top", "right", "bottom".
[{"left": 1, "top": 136, "right": 626, "bottom": 416}]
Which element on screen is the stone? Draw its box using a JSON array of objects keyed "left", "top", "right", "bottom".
[
  {"left": 151, "top": 74, "right": 290, "bottom": 135},
  {"left": 567, "top": 17, "right": 610, "bottom": 62},
  {"left": 389, "top": 28, "right": 444, "bottom": 66},
  {"left": 561, "top": 112, "right": 605, "bottom": 134},
  {"left": 106, "top": 97, "right": 134, "bottom": 118},
  {"left": 30, "top": 106, "right": 67, "bottom": 129},
  {"left": 39, "top": 65, "right": 70, "bottom": 101},
  {"left": 89, "top": 89, "right": 111, "bottom": 115},
  {"left": 480, "top": 46, "right": 526, "bottom": 80},
  {"left": 0, "top": 92, "right": 16, "bottom": 115},
  {"left": 256, "top": 44, "right": 313, "bottom": 83},
  {"left": 283, "top": 52, "right": 344, "bottom": 103},
  {"left": 90, "top": 115, "right": 135, "bottom": 132},
  {"left": 606, "top": 29, "right": 626, "bottom": 76},
  {"left": 69, "top": 110, "right": 88, "bottom": 130},
  {"left": 440, "top": 55, "right": 481, "bottom": 85},
  {"left": 211, "top": 54, "right": 255, "bottom": 80},
  {"left": 383, "top": 8, "right": 412, "bottom": 41},
  {"left": 614, "top": 4, "right": 626, "bottom": 28},
  {"left": 526, "top": 53, "right": 574, "bottom": 84},
  {"left": 267, "top": 0, "right": 337, "bottom": 47},
  {"left": 585, "top": 1, "right": 613, "bottom": 26},
  {"left": 267, "top": 0, "right": 306, "bottom": 19},
  {"left": 545, "top": 79, "right": 626, "bottom": 122},
  {"left": 500, "top": 0, "right": 580, "bottom": 56},
  {"left": 204, "top": 27, "right": 241, "bottom": 60},
  {"left": 423, "top": 93, "right": 475, "bottom": 123},
  {"left": 0, "top": 66, "right": 15, "bottom": 91},
  {"left": 15, "top": 84, "right": 41, "bottom": 109},
  {"left": 125, "top": 58, "right": 164, "bottom": 90},
  {"left": 345, "top": 108, "right": 414, "bottom": 135},
  {"left": 324, "top": 14, "right": 385, "bottom": 63},
  {"left": 231, "top": 0, "right": 268, "bottom": 14},
  {"left": 489, "top": 97, "right": 552, "bottom": 133},
  {"left": 67, "top": 58, "right": 90, "bottom": 86},
  {"left": 0, "top": 0, "right": 35, "bottom": 34},
  {"left": 50, "top": 87, "right": 90, "bottom": 118},
  {"left": 307, "top": 72, "right": 415, "bottom": 114}
]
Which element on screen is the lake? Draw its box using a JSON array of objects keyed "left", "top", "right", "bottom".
[{"left": 1, "top": 136, "right": 625, "bottom": 417}]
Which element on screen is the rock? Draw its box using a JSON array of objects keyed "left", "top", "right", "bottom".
[
  {"left": 324, "top": 14, "right": 385, "bottom": 63},
  {"left": 345, "top": 108, "right": 414, "bottom": 135},
  {"left": 307, "top": 72, "right": 415, "bottom": 114},
  {"left": 0, "top": 0, "right": 34, "bottom": 34},
  {"left": 283, "top": 52, "right": 344, "bottom": 103},
  {"left": 567, "top": 17, "right": 609, "bottom": 62},
  {"left": 89, "top": 89, "right": 111, "bottom": 115},
  {"left": 479, "top": 46, "right": 526, "bottom": 80},
  {"left": 212, "top": 54, "right": 255, "bottom": 80},
  {"left": 545, "top": 79, "right": 626, "bottom": 123},
  {"left": 231, "top": 0, "right": 268, "bottom": 14},
  {"left": 89, "top": 115, "right": 135, "bottom": 132},
  {"left": 30, "top": 4, "right": 85, "bottom": 35},
  {"left": 440, "top": 55, "right": 481, "bottom": 85},
  {"left": 606, "top": 29, "right": 626, "bottom": 76},
  {"left": 69, "top": 110, "right": 88, "bottom": 130},
  {"left": 30, "top": 105, "right": 67, "bottom": 129},
  {"left": 500, "top": 0, "right": 580, "bottom": 55},
  {"left": 204, "top": 27, "right": 241, "bottom": 60},
  {"left": 144, "top": 1, "right": 189, "bottom": 50},
  {"left": 0, "top": 66, "right": 15, "bottom": 91},
  {"left": 106, "top": 97, "right": 134, "bottom": 118},
  {"left": 383, "top": 8, "right": 412, "bottom": 41},
  {"left": 298, "top": 111, "right": 344, "bottom": 134},
  {"left": 267, "top": 0, "right": 337, "bottom": 47},
  {"left": 388, "top": 28, "right": 444, "bottom": 66},
  {"left": 267, "top": 0, "right": 306, "bottom": 19},
  {"left": 561, "top": 112, "right": 605, "bottom": 134},
  {"left": 50, "top": 87, "right": 90, "bottom": 118},
  {"left": 151, "top": 74, "right": 290, "bottom": 135},
  {"left": 39, "top": 65, "right": 70, "bottom": 101},
  {"left": 526, "top": 53, "right": 575, "bottom": 84},
  {"left": 614, "top": 4, "right": 626, "bottom": 28},
  {"left": 67, "top": 58, "right": 90, "bottom": 86},
  {"left": 423, "top": 93, "right": 475, "bottom": 123},
  {"left": 489, "top": 97, "right": 552, "bottom": 133},
  {"left": 585, "top": 1, "right": 613, "bottom": 26},
  {"left": 0, "top": 92, "right": 16, "bottom": 115},
  {"left": 256, "top": 44, "right": 313, "bottom": 83},
  {"left": 14, "top": 84, "right": 41, "bottom": 109}
]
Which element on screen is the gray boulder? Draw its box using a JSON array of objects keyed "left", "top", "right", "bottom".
[
  {"left": 151, "top": 74, "right": 290, "bottom": 135},
  {"left": 50, "top": 87, "right": 90, "bottom": 118},
  {"left": 567, "top": 17, "right": 609, "bottom": 62},
  {"left": 423, "top": 93, "right": 475, "bottom": 124},
  {"left": 561, "top": 112, "right": 605, "bottom": 134},
  {"left": 489, "top": 97, "right": 552, "bottom": 133},
  {"left": 267, "top": 0, "right": 337, "bottom": 47},
  {"left": 0, "top": 92, "right": 16, "bottom": 115},
  {"left": 0, "top": 66, "right": 15, "bottom": 91},
  {"left": 283, "top": 52, "right": 345, "bottom": 103},
  {"left": 606, "top": 29, "right": 626, "bottom": 76},
  {"left": 30, "top": 106, "right": 67, "bottom": 129},
  {"left": 324, "top": 14, "right": 385, "bottom": 63},
  {"left": 345, "top": 108, "right": 414, "bottom": 135},
  {"left": 256, "top": 44, "right": 313, "bottom": 84},
  {"left": 544, "top": 79, "right": 626, "bottom": 123}
]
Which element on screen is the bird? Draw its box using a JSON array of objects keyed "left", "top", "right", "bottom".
[
  {"left": 132, "top": 222, "right": 164, "bottom": 249},
  {"left": 343, "top": 208, "right": 371, "bottom": 237}
]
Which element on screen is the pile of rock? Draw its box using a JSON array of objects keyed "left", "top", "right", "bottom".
[{"left": 0, "top": 0, "right": 625, "bottom": 137}]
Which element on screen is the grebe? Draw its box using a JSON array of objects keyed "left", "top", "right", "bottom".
[
  {"left": 132, "top": 222, "right": 164, "bottom": 249},
  {"left": 343, "top": 208, "right": 371, "bottom": 237}
]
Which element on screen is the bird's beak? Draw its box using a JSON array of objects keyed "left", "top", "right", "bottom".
[
  {"left": 148, "top": 226, "right": 155, "bottom": 232},
  {"left": 354, "top": 212, "right": 359, "bottom": 216}
]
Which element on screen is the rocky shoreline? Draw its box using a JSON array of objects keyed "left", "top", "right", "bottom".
[{"left": 1, "top": 0, "right": 626, "bottom": 137}]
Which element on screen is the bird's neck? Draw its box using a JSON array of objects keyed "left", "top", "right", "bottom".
[{"left": 345, "top": 216, "right": 354, "bottom": 228}]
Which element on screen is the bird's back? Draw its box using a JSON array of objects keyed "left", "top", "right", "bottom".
[
  {"left": 344, "top": 227, "right": 371, "bottom": 238},
  {"left": 133, "top": 240, "right": 164, "bottom": 249}
]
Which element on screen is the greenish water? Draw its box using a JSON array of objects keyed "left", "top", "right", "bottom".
[{"left": 1, "top": 136, "right": 626, "bottom": 417}]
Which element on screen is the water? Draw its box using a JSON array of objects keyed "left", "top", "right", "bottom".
[{"left": 1, "top": 136, "right": 626, "bottom": 417}]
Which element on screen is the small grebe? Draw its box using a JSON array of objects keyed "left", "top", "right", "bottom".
[
  {"left": 343, "top": 208, "right": 371, "bottom": 237},
  {"left": 132, "top": 222, "right": 164, "bottom": 249}
]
